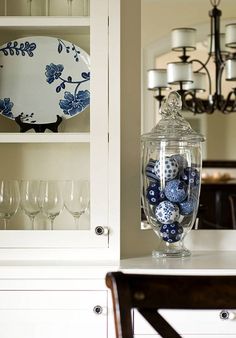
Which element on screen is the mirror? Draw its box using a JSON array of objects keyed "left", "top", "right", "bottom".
[{"left": 141, "top": 0, "right": 236, "bottom": 229}]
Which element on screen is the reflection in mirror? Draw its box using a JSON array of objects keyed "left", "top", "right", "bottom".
[
  {"left": 141, "top": 0, "right": 236, "bottom": 229},
  {"left": 156, "top": 48, "right": 236, "bottom": 161}
]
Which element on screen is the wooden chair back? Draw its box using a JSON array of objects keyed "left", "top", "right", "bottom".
[{"left": 106, "top": 271, "right": 236, "bottom": 338}]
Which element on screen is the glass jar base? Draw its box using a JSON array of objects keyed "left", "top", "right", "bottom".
[
  {"left": 152, "top": 248, "right": 191, "bottom": 258},
  {"left": 152, "top": 240, "right": 191, "bottom": 258}
]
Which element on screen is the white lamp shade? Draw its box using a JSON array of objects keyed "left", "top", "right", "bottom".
[
  {"left": 167, "top": 62, "right": 193, "bottom": 84},
  {"left": 171, "top": 28, "right": 196, "bottom": 51},
  {"left": 183, "top": 72, "right": 207, "bottom": 92},
  {"left": 208, "top": 33, "right": 230, "bottom": 55},
  {"left": 147, "top": 69, "right": 169, "bottom": 89},
  {"left": 225, "top": 24, "right": 236, "bottom": 48},
  {"left": 225, "top": 59, "right": 236, "bottom": 81}
]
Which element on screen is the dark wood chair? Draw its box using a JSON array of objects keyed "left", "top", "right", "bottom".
[{"left": 106, "top": 271, "right": 236, "bottom": 338}]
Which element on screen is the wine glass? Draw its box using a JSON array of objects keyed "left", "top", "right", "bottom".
[
  {"left": 20, "top": 180, "right": 41, "bottom": 230},
  {"left": 0, "top": 180, "right": 20, "bottom": 230},
  {"left": 67, "top": 0, "right": 73, "bottom": 16},
  {"left": 39, "top": 180, "right": 64, "bottom": 230},
  {"left": 64, "top": 180, "right": 90, "bottom": 229}
]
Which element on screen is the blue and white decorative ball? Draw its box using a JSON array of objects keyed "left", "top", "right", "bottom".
[
  {"left": 180, "top": 167, "right": 200, "bottom": 187},
  {"left": 170, "top": 154, "right": 188, "bottom": 172},
  {"left": 164, "top": 179, "right": 188, "bottom": 203},
  {"left": 146, "top": 182, "right": 165, "bottom": 205},
  {"left": 154, "top": 157, "right": 179, "bottom": 181},
  {"left": 160, "top": 222, "right": 183, "bottom": 243},
  {"left": 145, "top": 159, "right": 157, "bottom": 181},
  {"left": 155, "top": 200, "right": 179, "bottom": 224},
  {"left": 179, "top": 197, "right": 196, "bottom": 215}
]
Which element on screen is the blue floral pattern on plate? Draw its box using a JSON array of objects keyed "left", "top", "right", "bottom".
[
  {"left": 59, "top": 90, "right": 90, "bottom": 116},
  {"left": 0, "top": 36, "right": 90, "bottom": 124},
  {"left": 45, "top": 57, "right": 90, "bottom": 116},
  {"left": 57, "top": 39, "right": 81, "bottom": 62},
  {"left": 45, "top": 63, "right": 64, "bottom": 84},
  {"left": 0, "top": 40, "right": 36, "bottom": 57},
  {"left": 0, "top": 98, "right": 14, "bottom": 118}
]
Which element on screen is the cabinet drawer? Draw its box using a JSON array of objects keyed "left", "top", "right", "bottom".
[
  {"left": 134, "top": 309, "right": 236, "bottom": 335},
  {"left": 0, "top": 290, "right": 107, "bottom": 338}
]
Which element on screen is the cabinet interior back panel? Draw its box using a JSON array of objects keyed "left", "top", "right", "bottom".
[
  {"left": 0, "top": 143, "right": 89, "bottom": 179},
  {"left": 0, "top": 143, "right": 90, "bottom": 230}
]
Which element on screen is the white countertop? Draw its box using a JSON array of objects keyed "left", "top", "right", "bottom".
[
  {"left": 1, "top": 251, "right": 236, "bottom": 278},
  {"left": 120, "top": 251, "right": 236, "bottom": 275}
]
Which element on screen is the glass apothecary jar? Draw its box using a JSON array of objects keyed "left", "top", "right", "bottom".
[{"left": 141, "top": 91, "right": 205, "bottom": 258}]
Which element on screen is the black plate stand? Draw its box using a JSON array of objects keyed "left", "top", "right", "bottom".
[{"left": 15, "top": 115, "right": 63, "bottom": 133}]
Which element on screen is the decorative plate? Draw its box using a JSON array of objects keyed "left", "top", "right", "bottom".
[{"left": 0, "top": 36, "right": 90, "bottom": 124}]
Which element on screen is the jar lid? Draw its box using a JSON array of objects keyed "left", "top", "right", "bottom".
[{"left": 142, "top": 91, "right": 205, "bottom": 142}]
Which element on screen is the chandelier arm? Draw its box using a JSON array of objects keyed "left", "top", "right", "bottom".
[
  {"left": 222, "top": 90, "right": 236, "bottom": 113},
  {"left": 194, "top": 55, "right": 211, "bottom": 73},
  {"left": 190, "top": 59, "right": 212, "bottom": 94},
  {"left": 180, "top": 91, "right": 214, "bottom": 114},
  {"left": 210, "top": 0, "right": 220, "bottom": 7}
]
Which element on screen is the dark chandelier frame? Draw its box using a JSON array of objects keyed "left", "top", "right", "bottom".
[{"left": 150, "top": 0, "right": 236, "bottom": 114}]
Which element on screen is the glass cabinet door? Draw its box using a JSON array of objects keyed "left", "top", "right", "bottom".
[
  {"left": 0, "top": 0, "right": 90, "bottom": 16},
  {"left": 0, "top": 0, "right": 111, "bottom": 259}
]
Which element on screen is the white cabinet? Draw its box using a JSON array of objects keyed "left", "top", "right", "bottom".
[
  {"left": 0, "top": 265, "right": 115, "bottom": 338},
  {"left": 0, "top": 0, "right": 142, "bottom": 335},
  {"left": 0, "top": 0, "right": 142, "bottom": 262},
  {"left": 0, "top": 290, "right": 107, "bottom": 338},
  {"left": 133, "top": 309, "right": 236, "bottom": 337}
]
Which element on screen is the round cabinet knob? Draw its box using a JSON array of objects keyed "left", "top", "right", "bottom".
[
  {"left": 95, "top": 226, "right": 109, "bottom": 236},
  {"left": 93, "top": 305, "right": 103, "bottom": 315},
  {"left": 220, "top": 310, "right": 235, "bottom": 320}
]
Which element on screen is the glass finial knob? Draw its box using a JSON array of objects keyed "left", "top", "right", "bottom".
[{"left": 160, "top": 91, "right": 182, "bottom": 118}]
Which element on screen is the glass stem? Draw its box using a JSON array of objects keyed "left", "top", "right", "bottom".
[
  {"left": 45, "top": 0, "right": 49, "bottom": 16},
  {"left": 29, "top": 216, "right": 35, "bottom": 230},
  {"left": 27, "top": 0, "right": 32, "bottom": 16},
  {"left": 74, "top": 216, "right": 81, "bottom": 230},
  {"left": 3, "top": 219, "right": 7, "bottom": 230},
  {"left": 83, "top": 0, "right": 88, "bottom": 16},
  {"left": 67, "top": 0, "right": 73, "bottom": 16},
  {"left": 4, "top": 0, "right": 7, "bottom": 16},
  {"left": 50, "top": 218, "right": 54, "bottom": 231}
]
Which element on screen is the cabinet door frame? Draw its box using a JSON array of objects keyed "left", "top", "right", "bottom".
[{"left": 0, "top": 0, "right": 112, "bottom": 261}]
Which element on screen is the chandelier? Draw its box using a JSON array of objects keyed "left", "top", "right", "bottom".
[{"left": 147, "top": 0, "right": 236, "bottom": 114}]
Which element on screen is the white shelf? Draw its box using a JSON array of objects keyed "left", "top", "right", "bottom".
[
  {"left": 0, "top": 132, "right": 90, "bottom": 143},
  {"left": 0, "top": 16, "right": 90, "bottom": 32}
]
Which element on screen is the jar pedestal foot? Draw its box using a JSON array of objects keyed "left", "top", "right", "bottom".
[{"left": 152, "top": 240, "right": 191, "bottom": 258}]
